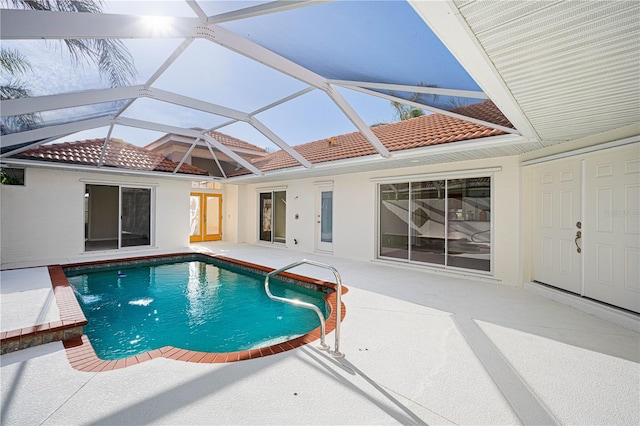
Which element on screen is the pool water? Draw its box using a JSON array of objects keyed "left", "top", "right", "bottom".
[{"left": 66, "top": 260, "right": 328, "bottom": 360}]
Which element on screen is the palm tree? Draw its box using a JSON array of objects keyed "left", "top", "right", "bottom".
[
  {"left": 0, "top": 48, "right": 39, "bottom": 134},
  {"left": 1, "top": 0, "right": 136, "bottom": 134},
  {"left": 390, "top": 82, "right": 439, "bottom": 121}
]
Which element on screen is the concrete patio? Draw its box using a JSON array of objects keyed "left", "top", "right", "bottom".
[{"left": 1, "top": 242, "right": 639, "bottom": 425}]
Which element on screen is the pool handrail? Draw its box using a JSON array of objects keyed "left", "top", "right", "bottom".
[{"left": 264, "top": 259, "right": 344, "bottom": 358}]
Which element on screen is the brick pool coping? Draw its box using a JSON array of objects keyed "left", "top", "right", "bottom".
[
  {"left": 2, "top": 253, "right": 347, "bottom": 371},
  {"left": 0, "top": 266, "right": 88, "bottom": 355}
]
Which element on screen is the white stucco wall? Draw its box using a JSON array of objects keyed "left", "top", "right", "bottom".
[
  {"left": 0, "top": 167, "right": 192, "bottom": 267},
  {"left": 234, "top": 156, "right": 522, "bottom": 286}
]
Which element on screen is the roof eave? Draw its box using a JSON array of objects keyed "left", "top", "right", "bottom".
[
  {"left": 1, "top": 158, "right": 216, "bottom": 181},
  {"left": 226, "top": 133, "right": 532, "bottom": 183}
]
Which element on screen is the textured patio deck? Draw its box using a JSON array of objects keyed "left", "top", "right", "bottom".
[{"left": 1, "top": 242, "right": 639, "bottom": 425}]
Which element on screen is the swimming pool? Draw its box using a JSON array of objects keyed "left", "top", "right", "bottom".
[{"left": 63, "top": 254, "right": 340, "bottom": 363}]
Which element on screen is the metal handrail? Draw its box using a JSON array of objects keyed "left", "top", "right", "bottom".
[{"left": 264, "top": 259, "right": 344, "bottom": 357}]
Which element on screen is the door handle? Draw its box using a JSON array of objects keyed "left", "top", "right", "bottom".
[{"left": 575, "top": 230, "right": 582, "bottom": 253}]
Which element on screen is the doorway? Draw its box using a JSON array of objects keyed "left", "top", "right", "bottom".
[
  {"left": 531, "top": 143, "right": 639, "bottom": 313},
  {"left": 84, "top": 184, "right": 152, "bottom": 251},
  {"left": 316, "top": 186, "right": 333, "bottom": 252},
  {"left": 190, "top": 193, "right": 222, "bottom": 242},
  {"left": 259, "top": 190, "right": 286, "bottom": 244}
]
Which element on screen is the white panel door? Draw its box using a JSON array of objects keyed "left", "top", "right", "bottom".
[
  {"left": 533, "top": 159, "right": 583, "bottom": 294},
  {"left": 583, "top": 143, "right": 640, "bottom": 313}
]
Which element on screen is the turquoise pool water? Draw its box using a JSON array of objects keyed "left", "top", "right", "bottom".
[{"left": 65, "top": 260, "right": 328, "bottom": 360}]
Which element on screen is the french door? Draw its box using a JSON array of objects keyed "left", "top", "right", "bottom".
[
  {"left": 532, "top": 143, "right": 639, "bottom": 313},
  {"left": 190, "top": 193, "right": 222, "bottom": 242}
]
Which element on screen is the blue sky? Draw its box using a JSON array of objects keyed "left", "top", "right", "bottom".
[{"left": 2, "top": 0, "right": 480, "bottom": 151}]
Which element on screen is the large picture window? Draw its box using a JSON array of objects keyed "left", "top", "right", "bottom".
[
  {"left": 259, "top": 190, "right": 286, "bottom": 244},
  {"left": 84, "top": 184, "right": 152, "bottom": 251},
  {"left": 378, "top": 177, "right": 491, "bottom": 272}
]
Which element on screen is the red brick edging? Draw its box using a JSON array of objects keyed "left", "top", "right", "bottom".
[
  {"left": 0, "top": 266, "right": 87, "bottom": 355},
  {"left": 58, "top": 253, "right": 347, "bottom": 371}
]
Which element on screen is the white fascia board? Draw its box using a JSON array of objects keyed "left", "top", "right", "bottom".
[
  {"left": 200, "top": 24, "right": 329, "bottom": 90},
  {"left": 207, "top": 1, "right": 332, "bottom": 24},
  {"left": 0, "top": 9, "right": 201, "bottom": 39},
  {"left": 227, "top": 133, "right": 527, "bottom": 183},
  {"left": 249, "top": 117, "right": 312, "bottom": 168},
  {"left": 1, "top": 85, "right": 143, "bottom": 116},
  {"left": 0, "top": 116, "right": 112, "bottom": 149},
  {"left": 349, "top": 85, "right": 520, "bottom": 135},
  {"left": 203, "top": 134, "right": 262, "bottom": 176},
  {"left": 147, "top": 87, "right": 250, "bottom": 121},
  {"left": 326, "top": 85, "right": 390, "bottom": 157},
  {"left": 2, "top": 158, "right": 214, "bottom": 181},
  {"left": 329, "top": 80, "right": 489, "bottom": 100},
  {"left": 408, "top": 1, "right": 539, "bottom": 140}
]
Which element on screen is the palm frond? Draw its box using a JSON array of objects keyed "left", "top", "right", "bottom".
[
  {"left": 3, "top": 0, "right": 137, "bottom": 87},
  {"left": 0, "top": 48, "right": 32, "bottom": 76}
]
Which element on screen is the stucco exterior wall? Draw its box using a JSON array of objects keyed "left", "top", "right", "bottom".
[
  {"left": 0, "top": 167, "right": 192, "bottom": 267},
  {"left": 235, "top": 155, "right": 522, "bottom": 286}
]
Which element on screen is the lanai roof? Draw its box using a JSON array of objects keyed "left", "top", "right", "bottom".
[{"left": 1, "top": 1, "right": 638, "bottom": 181}]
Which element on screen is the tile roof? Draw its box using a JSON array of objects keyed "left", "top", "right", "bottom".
[
  {"left": 231, "top": 100, "right": 514, "bottom": 176},
  {"left": 12, "top": 138, "right": 209, "bottom": 176},
  {"left": 206, "top": 130, "right": 267, "bottom": 154}
]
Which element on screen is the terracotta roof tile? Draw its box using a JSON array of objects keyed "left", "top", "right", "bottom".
[
  {"left": 13, "top": 138, "right": 209, "bottom": 176},
  {"left": 231, "top": 100, "right": 513, "bottom": 176},
  {"left": 206, "top": 130, "right": 267, "bottom": 153}
]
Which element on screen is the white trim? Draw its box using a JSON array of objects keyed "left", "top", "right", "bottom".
[
  {"left": 228, "top": 134, "right": 525, "bottom": 183},
  {"left": 521, "top": 136, "right": 640, "bottom": 166},
  {"left": 313, "top": 180, "right": 334, "bottom": 186},
  {"left": 370, "top": 167, "right": 502, "bottom": 183},
  {"left": 580, "top": 159, "right": 586, "bottom": 297},
  {"left": 80, "top": 178, "right": 159, "bottom": 187},
  {"left": 255, "top": 185, "right": 288, "bottom": 192},
  {"left": 3, "top": 158, "right": 212, "bottom": 181}
]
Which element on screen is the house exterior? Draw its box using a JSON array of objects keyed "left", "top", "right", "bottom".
[
  {"left": 2, "top": 101, "right": 638, "bottom": 315},
  {"left": 1, "top": 139, "right": 208, "bottom": 264},
  {"left": 1, "top": 1, "right": 638, "bottom": 317}
]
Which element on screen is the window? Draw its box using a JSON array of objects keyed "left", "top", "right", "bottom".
[
  {"left": 259, "top": 190, "right": 286, "bottom": 244},
  {"left": 378, "top": 177, "right": 491, "bottom": 272},
  {"left": 1, "top": 168, "right": 25, "bottom": 185},
  {"left": 84, "top": 184, "right": 153, "bottom": 251}
]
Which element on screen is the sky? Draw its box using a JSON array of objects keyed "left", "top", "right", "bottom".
[{"left": 2, "top": 0, "right": 481, "bottom": 151}]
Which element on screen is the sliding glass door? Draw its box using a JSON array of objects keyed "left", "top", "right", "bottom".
[
  {"left": 378, "top": 177, "right": 491, "bottom": 272},
  {"left": 259, "top": 190, "right": 286, "bottom": 244},
  {"left": 85, "top": 184, "right": 152, "bottom": 251}
]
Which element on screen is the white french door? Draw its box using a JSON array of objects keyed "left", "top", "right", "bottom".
[
  {"left": 533, "top": 158, "right": 583, "bottom": 294},
  {"left": 532, "top": 143, "right": 640, "bottom": 313},
  {"left": 582, "top": 144, "right": 639, "bottom": 312}
]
